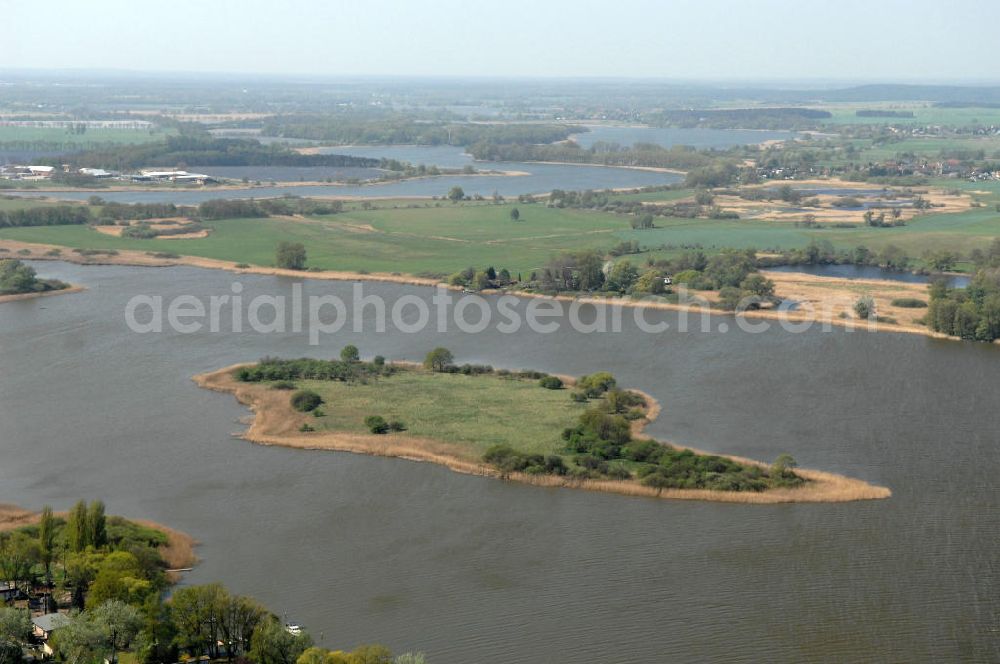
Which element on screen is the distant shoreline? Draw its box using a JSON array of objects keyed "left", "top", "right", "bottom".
[
  {"left": 194, "top": 363, "right": 890, "bottom": 504},
  {"left": 0, "top": 284, "right": 85, "bottom": 305},
  {"left": 0, "top": 237, "right": 975, "bottom": 342}
]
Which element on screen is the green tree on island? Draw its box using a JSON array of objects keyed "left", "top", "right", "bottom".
[
  {"left": 771, "top": 454, "right": 798, "bottom": 478},
  {"left": 0, "top": 259, "right": 66, "bottom": 296},
  {"left": 276, "top": 242, "right": 307, "bottom": 270},
  {"left": 424, "top": 347, "right": 454, "bottom": 372},
  {"left": 447, "top": 186, "right": 465, "bottom": 203},
  {"left": 854, "top": 295, "right": 876, "bottom": 320}
]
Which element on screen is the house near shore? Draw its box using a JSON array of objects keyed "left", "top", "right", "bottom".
[
  {"left": 0, "top": 580, "right": 22, "bottom": 602},
  {"left": 78, "top": 167, "right": 115, "bottom": 178},
  {"left": 0, "top": 165, "right": 55, "bottom": 180},
  {"left": 32, "top": 612, "right": 71, "bottom": 656},
  {"left": 139, "top": 169, "right": 217, "bottom": 184}
]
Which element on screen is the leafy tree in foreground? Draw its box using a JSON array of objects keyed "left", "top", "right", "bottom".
[
  {"left": 92, "top": 600, "right": 143, "bottom": 664},
  {"left": 89, "top": 500, "right": 108, "bottom": 550},
  {"left": 0, "top": 607, "right": 31, "bottom": 664},
  {"left": 39, "top": 505, "right": 56, "bottom": 581},
  {"left": 67, "top": 499, "right": 89, "bottom": 552},
  {"left": 250, "top": 617, "right": 312, "bottom": 664}
]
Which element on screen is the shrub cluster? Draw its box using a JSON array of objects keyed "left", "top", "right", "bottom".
[
  {"left": 235, "top": 356, "right": 394, "bottom": 383},
  {"left": 481, "top": 371, "right": 803, "bottom": 493},
  {"left": 364, "top": 415, "right": 406, "bottom": 434},
  {"left": 483, "top": 445, "right": 568, "bottom": 476},
  {"left": 290, "top": 390, "right": 323, "bottom": 412},
  {"left": 891, "top": 297, "right": 927, "bottom": 308}
]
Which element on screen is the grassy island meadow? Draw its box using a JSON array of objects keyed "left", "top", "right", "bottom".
[{"left": 194, "top": 349, "right": 890, "bottom": 504}]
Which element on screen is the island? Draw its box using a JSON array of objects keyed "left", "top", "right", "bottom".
[{"left": 195, "top": 349, "right": 890, "bottom": 504}]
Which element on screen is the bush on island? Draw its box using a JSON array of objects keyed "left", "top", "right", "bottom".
[
  {"left": 539, "top": 376, "right": 563, "bottom": 390},
  {"left": 365, "top": 415, "right": 389, "bottom": 434},
  {"left": 291, "top": 390, "right": 324, "bottom": 412}
]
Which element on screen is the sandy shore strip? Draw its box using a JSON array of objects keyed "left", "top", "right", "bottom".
[
  {"left": 0, "top": 284, "right": 85, "bottom": 305},
  {"left": 0, "top": 504, "right": 198, "bottom": 575},
  {"left": 0, "top": 236, "right": 972, "bottom": 342},
  {"left": 194, "top": 364, "right": 890, "bottom": 504}
]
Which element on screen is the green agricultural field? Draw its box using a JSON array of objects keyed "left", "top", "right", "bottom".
[
  {"left": 818, "top": 103, "right": 1000, "bottom": 127},
  {"left": 0, "top": 203, "right": 631, "bottom": 276},
  {"left": 0, "top": 196, "right": 58, "bottom": 211},
  {"left": 613, "top": 205, "right": 1000, "bottom": 258},
  {"left": 856, "top": 136, "right": 1000, "bottom": 162},
  {"left": 0, "top": 125, "right": 172, "bottom": 146},
  {"left": 299, "top": 371, "right": 585, "bottom": 456}
]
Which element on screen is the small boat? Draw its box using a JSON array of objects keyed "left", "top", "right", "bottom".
[{"left": 285, "top": 623, "right": 302, "bottom": 635}]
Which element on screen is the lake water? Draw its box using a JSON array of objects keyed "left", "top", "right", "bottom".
[
  {"left": 1, "top": 262, "right": 999, "bottom": 663},
  {"left": 768, "top": 264, "right": 972, "bottom": 288},
  {"left": 189, "top": 165, "right": 385, "bottom": 183}
]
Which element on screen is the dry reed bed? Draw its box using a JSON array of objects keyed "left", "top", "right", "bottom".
[{"left": 195, "top": 364, "right": 890, "bottom": 504}]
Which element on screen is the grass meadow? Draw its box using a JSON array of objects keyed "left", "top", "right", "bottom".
[{"left": 299, "top": 371, "right": 585, "bottom": 456}]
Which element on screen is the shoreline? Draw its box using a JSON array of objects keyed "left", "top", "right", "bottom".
[
  {"left": 0, "top": 237, "right": 973, "bottom": 342},
  {"left": 0, "top": 284, "right": 85, "bottom": 305},
  {"left": 193, "top": 364, "right": 891, "bottom": 504},
  {"left": 520, "top": 160, "right": 685, "bottom": 175}
]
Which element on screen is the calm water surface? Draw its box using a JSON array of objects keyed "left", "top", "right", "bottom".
[{"left": 1, "top": 262, "right": 998, "bottom": 663}]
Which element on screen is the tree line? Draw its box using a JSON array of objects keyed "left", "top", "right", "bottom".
[
  {"left": 261, "top": 114, "right": 582, "bottom": 147},
  {"left": 50, "top": 136, "right": 381, "bottom": 170},
  {"left": 0, "top": 206, "right": 90, "bottom": 227},
  {"left": 927, "top": 269, "right": 1000, "bottom": 341},
  {"left": 0, "top": 197, "right": 345, "bottom": 228},
  {"left": 643, "top": 107, "right": 832, "bottom": 130},
  {"left": 467, "top": 140, "right": 721, "bottom": 171}
]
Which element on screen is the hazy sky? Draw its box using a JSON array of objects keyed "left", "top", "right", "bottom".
[{"left": 5, "top": 0, "right": 999, "bottom": 81}]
